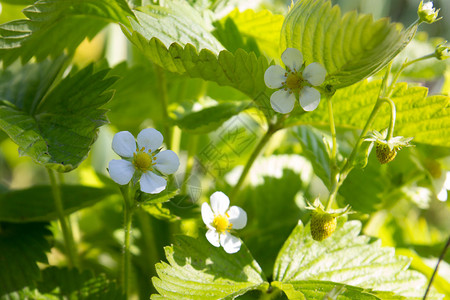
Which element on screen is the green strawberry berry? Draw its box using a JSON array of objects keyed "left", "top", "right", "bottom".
[
  {"left": 310, "top": 211, "right": 337, "bottom": 241},
  {"left": 375, "top": 143, "right": 397, "bottom": 164}
]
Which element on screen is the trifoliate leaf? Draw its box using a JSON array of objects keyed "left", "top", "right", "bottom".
[
  {"left": 173, "top": 101, "right": 251, "bottom": 134},
  {"left": 0, "top": 0, "right": 134, "bottom": 66},
  {"left": 0, "top": 222, "right": 51, "bottom": 296},
  {"left": 281, "top": 0, "right": 417, "bottom": 90},
  {"left": 288, "top": 80, "right": 450, "bottom": 147},
  {"left": 0, "top": 185, "right": 116, "bottom": 223},
  {"left": 273, "top": 220, "right": 443, "bottom": 299},
  {"left": 0, "top": 58, "right": 118, "bottom": 172},
  {"left": 151, "top": 235, "right": 267, "bottom": 299}
]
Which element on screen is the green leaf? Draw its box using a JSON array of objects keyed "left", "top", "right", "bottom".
[
  {"left": 121, "top": 10, "right": 271, "bottom": 101},
  {"left": 273, "top": 220, "right": 443, "bottom": 299},
  {"left": 36, "top": 267, "right": 124, "bottom": 299},
  {"left": 281, "top": 0, "right": 417, "bottom": 89},
  {"left": 0, "top": 0, "right": 134, "bottom": 66},
  {"left": 293, "top": 126, "right": 331, "bottom": 188},
  {"left": 151, "top": 235, "right": 267, "bottom": 299},
  {"left": 0, "top": 58, "right": 118, "bottom": 171},
  {"left": 139, "top": 188, "right": 180, "bottom": 205},
  {"left": 272, "top": 281, "right": 402, "bottom": 300},
  {"left": 0, "top": 222, "right": 51, "bottom": 296},
  {"left": 219, "top": 9, "right": 284, "bottom": 59},
  {"left": 173, "top": 101, "right": 251, "bottom": 134},
  {"left": 237, "top": 169, "right": 303, "bottom": 276},
  {"left": 288, "top": 80, "right": 450, "bottom": 147},
  {"left": 0, "top": 185, "right": 116, "bottom": 222}
]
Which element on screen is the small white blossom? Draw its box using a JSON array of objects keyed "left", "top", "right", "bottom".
[
  {"left": 201, "top": 192, "right": 247, "bottom": 254},
  {"left": 418, "top": 1, "right": 440, "bottom": 24},
  {"left": 264, "top": 48, "right": 327, "bottom": 114},
  {"left": 108, "top": 128, "right": 179, "bottom": 194}
]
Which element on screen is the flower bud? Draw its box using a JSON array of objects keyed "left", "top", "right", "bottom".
[
  {"left": 435, "top": 42, "right": 450, "bottom": 60},
  {"left": 418, "top": 1, "right": 440, "bottom": 24}
]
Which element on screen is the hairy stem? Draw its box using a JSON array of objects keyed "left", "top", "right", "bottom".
[
  {"left": 120, "top": 184, "right": 134, "bottom": 298},
  {"left": 47, "top": 168, "right": 78, "bottom": 268},
  {"left": 423, "top": 236, "right": 450, "bottom": 300},
  {"left": 380, "top": 97, "right": 397, "bottom": 140}
]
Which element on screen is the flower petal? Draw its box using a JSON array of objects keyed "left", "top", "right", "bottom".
[
  {"left": 270, "top": 89, "right": 295, "bottom": 114},
  {"left": 137, "top": 128, "right": 163, "bottom": 152},
  {"left": 281, "top": 48, "right": 303, "bottom": 71},
  {"left": 264, "top": 65, "right": 287, "bottom": 89},
  {"left": 303, "top": 62, "right": 326, "bottom": 86},
  {"left": 220, "top": 232, "right": 241, "bottom": 254},
  {"left": 140, "top": 171, "right": 167, "bottom": 194},
  {"left": 155, "top": 150, "right": 180, "bottom": 175},
  {"left": 201, "top": 202, "right": 214, "bottom": 226},
  {"left": 299, "top": 86, "right": 321, "bottom": 112},
  {"left": 227, "top": 206, "right": 247, "bottom": 230},
  {"left": 108, "top": 159, "right": 134, "bottom": 185},
  {"left": 210, "top": 191, "right": 230, "bottom": 215},
  {"left": 206, "top": 229, "right": 220, "bottom": 247},
  {"left": 112, "top": 131, "right": 136, "bottom": 158}
]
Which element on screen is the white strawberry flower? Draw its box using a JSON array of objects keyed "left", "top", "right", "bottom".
[
  {"left": 201, "top": 192, "right": 247, "bottom": 254},
  {"left": 264, "top": 48, "right": 327, "bottom": 114},
  {"left": 108, "top": 128, "right": 180, "bottom": 194}
]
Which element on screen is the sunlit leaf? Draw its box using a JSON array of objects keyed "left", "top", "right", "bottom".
[
  {"left": 0, "top": 58, "right": 118, "bottom": 171},
  {"left": 151, "top": 235, "right": 267, "bottom": 299},
  {"left": 281, "top": 0, "right": 417, "bottom": 89},
  {"left": 273, "top": 220, "right": 443, "bottom": 299},
  {"left": 288, "top": 80, "right": 450, "bottom": 147},
  {"left": 0, "top": 0, "right": 134, "bottom": 66}
]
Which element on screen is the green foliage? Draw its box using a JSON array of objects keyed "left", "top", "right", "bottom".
[
  {"left": 0, "top": 222, "right": 51, "bottom": 297},
  {"left": 0, "top": 0, "right": 133, "bottom": 66},
  {"left": 36, "top": 267, "right": 124, "bottom": 299},
  {"left": 293, "top": 126, "right": 331, "bottom": 188},
  {"left": 214, "top": 9, "right": 284, "bottom": 59},
  {"left": 281, "top": 0, "right": 417, "bottom": 90},
  {"left": 273, "top": 220, "right": 441, "bottom": 299},
  {"left": 0, "top": 58, "right": 117, "bottom": 171},
  {"left": 272, "top": 281, "right": 401, "bottom": 300},
  {"left": 238, "top": 169, "right": 303, "bottom": 276},
  {"left": 151, "top": 235, "right": 267, "bottom": 299},
  {"left": 0, "top": 185, "right": 116, "bottom": 222},
  {"left": 121, "top": 9, "right": 271, "bottom": 100},
  {"left": 173, "top": 101, "right": 251, "bottom": 134},
  {"left": 288, "top": 80, "right": 450, "bottom": 147}
]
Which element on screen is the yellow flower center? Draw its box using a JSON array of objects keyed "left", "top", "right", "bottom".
[
  {"left": 213, "top": 214, "right": 230, "bottom": 234},
  {"left": 133, "top": 147, "right": 156, "bottom": 172},
  {"left": 285, "top": 72, "right": 302, "bottom": 90}
]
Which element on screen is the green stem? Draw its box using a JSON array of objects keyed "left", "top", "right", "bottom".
[
  {"left": 423, "top": 236, "right": 450, "bottom": 300},
  {"left": 47, "top": 168, "right": 78, "bottom": 268},
  {"left": 229, "top": 119, "right": 282, "bottom": 202},
  {"left": 155, "top": 65, "right": 172, "bottom": 149},
  {"left": 387, "top": 53, "right": 435, "bottom": 97},
  {"left": 380, "top": 97, "right": 396, "bottom": 140},
  {"left": 120, "top": 184, "right": 134, "bottom": 298},
  {"left": 181, "top": 134, "right": 199, "bottom": 195},
  {"left": 325, "top": 95, "right": 338, "bottom": 211}
]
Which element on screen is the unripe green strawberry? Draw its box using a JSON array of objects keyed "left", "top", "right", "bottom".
[
  {"left": 375, "top": 143, "right": 397, "bottom": 164},
  {"left": 310, "top": 211, "right": 337, "bottom": 241}
]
